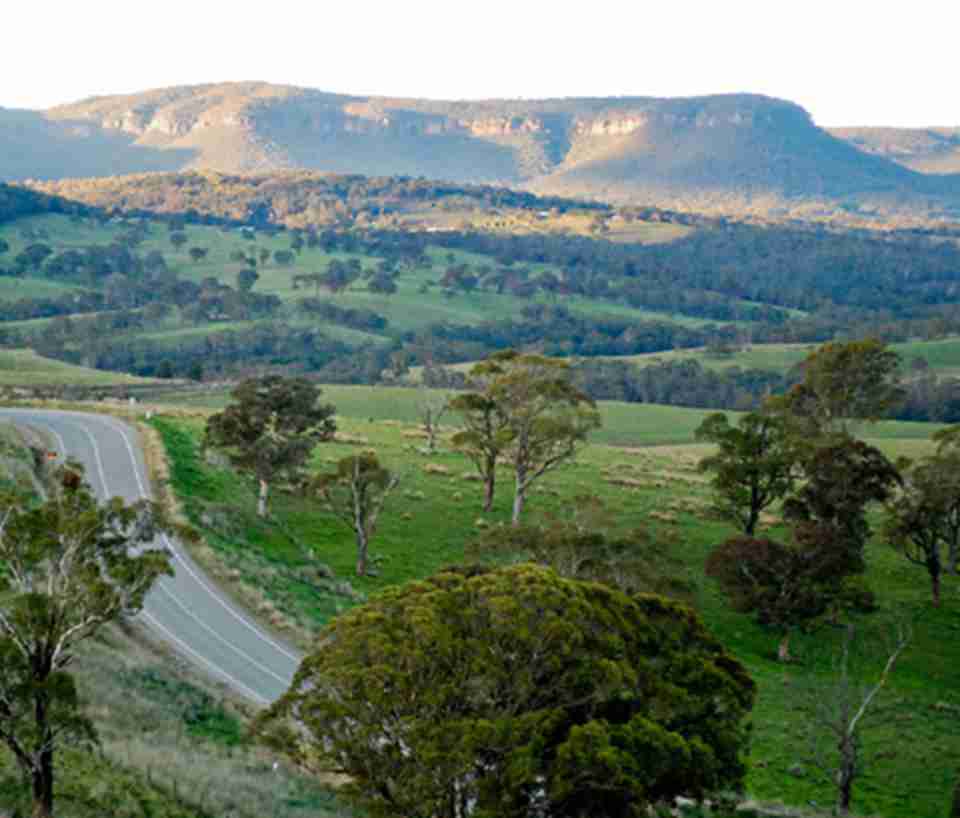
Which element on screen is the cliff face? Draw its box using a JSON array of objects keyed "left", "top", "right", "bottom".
[{"left": 3, "top": 82, "right": 958, "bottom": 218}]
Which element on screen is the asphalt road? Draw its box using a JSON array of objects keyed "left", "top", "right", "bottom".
[{"left": 0, "top": 409, "right": 301, "bottom": 705}]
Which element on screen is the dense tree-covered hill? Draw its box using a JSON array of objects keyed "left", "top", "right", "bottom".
[{"left": 4, "top": 83, "right": 960, "bottom": 222}]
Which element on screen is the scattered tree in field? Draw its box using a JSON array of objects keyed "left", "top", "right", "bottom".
[
  {"left": 775, "top": 339, "right": 904, "bottom": 434},
  {"left": 257, "top": 564, "right": 755, "bottom": 818},
  {"left": 931, "top": 426, "right": 960, "bottom": 574},
  {"left": 784, "top": 436, "right": 901, "bottom": 566},
  {"left": 793, "top": 623, "right": 911, "bottom": 816},
  {"left": 188, "top": 246, "right": 209, "bottom": 263},
  {"left": 367, "top": 271, "right": 397, "bottom": 296},
  {"left": 884, "top": 453, "right": 960, "bottom": 606},
  {"left": 706, "top": 529, "right": 864, "bottom": 661},
  {"left": 417, "top": 386, "right": 450, "bottom": 454},
  {"left": 169, "top": 231, "right": 188, "bottom": 251},
  {"left": 273, "top": 249, "right": 295, "bottom": 267},
  {"left": 0, "top": 464, "right": 172, "bottom": 818},
  {"left": 258, "top": 248, "right": 271, "bottom": 267},
  {"left": 236, "top": 267, "right": 260, "bottom": 293},
  {"left": 228, "top": 248, "right": 247, "bottom": 263},
  {"left": 205, "top": 376, "right": 337, "bottom": 517},
  {"left": 449, "top": 390, "right": 510, "bottom": 513},
  {"left": 451, "top": 351, "right": 600, "bottom": 523},
  {"left": 0, "top": 238, "right": 9, "bottom": 255},
  {"left": 696, "top": 410, "right": 800, "bottom": 535},
  {"left": 305, "top": 454, "right": 399, "bottom": 576}
]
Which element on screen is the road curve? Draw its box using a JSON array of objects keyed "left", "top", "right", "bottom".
[{"left": 0, "top": 409, "right": 302, "bottom": 705}]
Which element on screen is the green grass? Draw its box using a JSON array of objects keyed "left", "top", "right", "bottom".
[
  {"left": 0, "top": 214, "right": 743, "bottom": 355},
  {"left": 0, "top": 276, "right": 82, "bottom": 301},
  {"left": 0, "top": 348, "right": 158, "bottom": 386},
  {"left": 0, "top": 423, "right": 343, "bottom": 818},
  {"left": 148, "top": 389, "right": 959, "bottom": 818},
  {"left": 618, "top": 337, "right": 960, "bottom": 379}
]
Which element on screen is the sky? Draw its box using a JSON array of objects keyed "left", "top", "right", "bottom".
[{"left": 2, "top": 0, "right": 958, "bottom": 127}]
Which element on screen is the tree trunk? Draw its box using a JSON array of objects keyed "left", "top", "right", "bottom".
[
  {"left": 258, "top": 479, "right": 269, "bottom": 518},
  {"left": 778, "top": 632, "right": 791, "bottom": 662},
  {"left": 512, "top": 488, "right": 525, "bottom": 526},
  {"left": 31, "top": 749, "right": 54, "bottom": 818},
  {"left": 355, "top": 528, "right": 368, "bottom": 577},
  {"left": 836, "top": 733, "right": 856, "bottom": 816},
  {"left": 482, "top": 458, "right": 496, "bottom": 513},
  {"left": 745, "top": 508, "right": 758, "bottom": 536},
  {"left": 932, "top": 570, "right": 941, "bottom": 608}
]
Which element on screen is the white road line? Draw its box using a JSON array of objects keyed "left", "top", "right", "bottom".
[
  {"left": 139, "top": 610, "right": 270, "bottom": 706},
  {"left": 152, "top": 579, "right": 292, "bottom": 686},
  {"left": 47, "top": 414, "right": 292, "bottom": 702},
  {"left": 96, "top": 415, "right": 301, "bottom": 663}
]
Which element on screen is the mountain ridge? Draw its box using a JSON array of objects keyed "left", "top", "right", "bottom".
[{"left": 4, "top": 82, "right": 960, "bottom": 221}]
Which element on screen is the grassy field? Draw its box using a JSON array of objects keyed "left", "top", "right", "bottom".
[
  {"left": 615, "top": 337, "right": 960, "bottom": 377},
  {"left": 0, "top": 276, "right": 82, "bottom": 301},
  {"left": 0, "top": 348, "right": 159, "bottom": 386},
  {"left": 154, "top": 384, "right": 948, "bottom": 447},
  {"left": 143, "top": 390, "right": 958, "bottom": 818},
  {"left": 0, "top": 214, "right": 744, "bottom": 349}
]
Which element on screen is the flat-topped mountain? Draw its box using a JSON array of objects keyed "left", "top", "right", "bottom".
[{"left": 3, "top": 82, "right": 959, "bottom": 219}]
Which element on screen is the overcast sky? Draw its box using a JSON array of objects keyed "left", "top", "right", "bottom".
[{"left": 2, "top": 0, "right": 957, "bottom": 127}]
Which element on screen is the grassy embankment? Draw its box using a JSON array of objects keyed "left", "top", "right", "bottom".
[
  {"left": 148, "top": 390, "right": 959, "bottom": 818},
  {"left": 0, "top": 421, "right": 344, "bottom": 817}
]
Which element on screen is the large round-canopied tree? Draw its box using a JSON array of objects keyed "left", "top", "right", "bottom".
[
  {"left": 204, "top": 376, "right": 337, "bottom": 517},
  {"left": 258, "top": 564, "right": 755, "bottom": 818}
]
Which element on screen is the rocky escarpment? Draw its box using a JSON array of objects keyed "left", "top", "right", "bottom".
[{"left": 4, "top": 82, "right": 959, "bottom": 219}]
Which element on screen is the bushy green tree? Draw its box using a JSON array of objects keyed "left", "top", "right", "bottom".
[
  {"left": 258, "top": 564, "right": 755, "bottom": 818},
  {"left": 0, "top": 464, "right": 172, "bottom": 818},
  {"left": 884, "top": 451, "right": 960, "bottom": 606},
  {"left": 205, "top": 376, "right": 337, "bottom": 517},
  {"left": 706, "top": 528, "right": 865, "bottom": 661},
  {"left": 775, "top": 339, "right": 903, "bottom": 434},
  {"left": 696, "top": 410, "right": 800, "bottom": 535},
  {"left": 451, "top": 351, "right": 601, "bottom": 523},
  {"left": 784, "top": 436, "right": 901, "bottom": 565}
]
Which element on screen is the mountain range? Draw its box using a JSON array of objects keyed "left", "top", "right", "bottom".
[{"left": 3, "top": 82, "right": 959, "bottom": 221}]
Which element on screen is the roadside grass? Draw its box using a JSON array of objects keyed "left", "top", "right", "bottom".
[
  {"left": 0, "top": 622, "right": 346, "bottom": 818},
  {"left": 0, "top": 416, "right": 345, "bottom": 818},
  {"left": 148, "top": 391, "right": 959, "bottom": 818}
]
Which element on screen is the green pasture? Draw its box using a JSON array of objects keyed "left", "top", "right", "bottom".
[
  {"left": 148, "top": 391, "right": 958, "bottom": 818},
  {"left": 617, "top": 337, "right": 960, "bottom": 377},
  {"left": 1, "top": 214, "right": 740, "bottom": 348},
  {"left": 0, "top": 348, "right": 156, "bottom": 386}
]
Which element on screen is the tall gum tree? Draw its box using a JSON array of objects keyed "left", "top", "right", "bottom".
[
  {"left": 451, "top": 351, "right": 600, "bottom": 523},
  {"left": 0, "top": 464, "right": 173, "bottom": 818}
]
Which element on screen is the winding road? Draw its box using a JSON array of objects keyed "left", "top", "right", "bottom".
[{"left": 0, "top": 409, "right": 301, "bottom": 705}]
